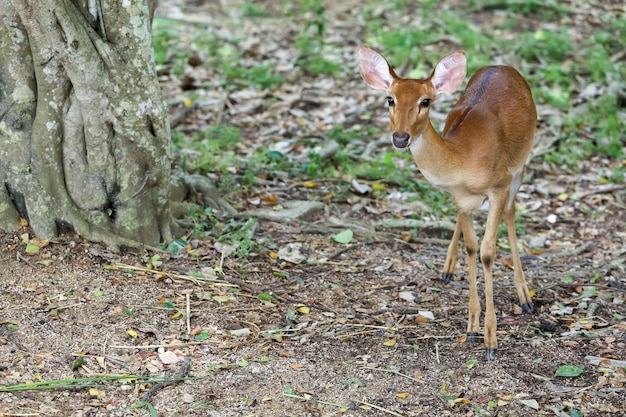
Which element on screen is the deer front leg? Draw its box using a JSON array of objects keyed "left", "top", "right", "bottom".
[
  {"left": 480, "top": 194, "right": 509, "bottom": 361},
  {"left": 442, "top": 219, "right": 462, "bottom": 283},
  {"left": 456, "top": 211, "right": 480, "bottom": 341}
]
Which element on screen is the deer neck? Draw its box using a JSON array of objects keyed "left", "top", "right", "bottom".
[{"left": 408, "top": 121, "right": 461, "bottom": 189}]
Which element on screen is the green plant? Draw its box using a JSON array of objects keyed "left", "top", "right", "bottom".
[
  {"left": 240, "top": 1, "right": 269, "bottom": 17},
  {"left": 519, "top": 28, "right": 573, "bottom": 63},
  {"left": 293, "top": 0, "right": 341, "bottom": 75},
  {"left": 184, "top": 124, "right": 242, "bottom": 174},
  {"left": 469, "top": 0, "right": 570, "bottom": 19},
  {"left": 223, "top": 62, "right": 283, "bottom": 90},
  {"left": 152, "top": 18, "right": 182, "bottom": 65}
]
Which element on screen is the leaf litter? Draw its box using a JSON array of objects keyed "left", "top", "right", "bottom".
[{"left": 1, "top": 0, "right": 625, "bottom": 416}]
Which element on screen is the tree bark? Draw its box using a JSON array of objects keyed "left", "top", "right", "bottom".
[{"left": 0, "top": 0, "right": 172, "bottom": 248}]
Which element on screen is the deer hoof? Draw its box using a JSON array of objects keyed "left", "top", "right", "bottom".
[
  {"left": 441, "top": 273, "right": 454, "bottom": 284},
  {"left": 522, "top": 303, "right": 534, "bottom": 313},
  {"left": 485, "top": 348, "right": 497, "bottom": 361},
  {"left": 466, "top": 332, "right": 479, "bottom": 343}
]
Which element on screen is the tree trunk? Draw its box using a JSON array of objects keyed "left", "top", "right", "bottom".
[{"left": 0, "top": 0, "right": 172, "bottom": 248}]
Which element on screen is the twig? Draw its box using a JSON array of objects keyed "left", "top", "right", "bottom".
[
  {"left": 110, "top": 341, "right": 224, "bottom": 349},
  {"left": 328, "top": 242, "right": 368, "bottom": 260},
  {"left": 0, "top": 324, "right": 28, "bottom": 352},
  {"left": 361, "top": 366, "right": 422, "bottom": 383},
  {"left": 186, "top": 293, "right": 191, "bottom": 335},
  {"left": 282, "top": 393, "right": 349, "bottom": 411},
  {"left": 141, "top": 357, "right": 191, "bottom": 402},
  {"left": 220, "top": 275, "right": 262, "bottom": 295},
  {"left": 577, "top": 184, "right": 624, "bottom": 198},
  {"left": 102, "top": 335, "right": 108, "bottom": 373},
  {"left": 549, "top": 241, "right": 594, "bottom": 258},
  {"left": 353, "top": 400, "right": 404, "bottom": 416},
  {"left": 16, "top": 252, "right": 37, "bottom": 269},
  {"left": 111, "top": 263, "right": 238, "bottom": 287}
]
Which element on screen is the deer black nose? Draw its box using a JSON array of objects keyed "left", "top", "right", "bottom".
[{"left": 392, "top": 132, "right": 410, "bottom": 149}]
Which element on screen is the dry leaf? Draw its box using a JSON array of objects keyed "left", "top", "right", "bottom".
[
  {"left": 89, "top": 388, "right": 106, "bottom": 399},
  {"left": 383, "top": 338, "right": 396, "bottom": 347},
  {"left": 158, "top": 350, "right": 179, "bottom": 365}
]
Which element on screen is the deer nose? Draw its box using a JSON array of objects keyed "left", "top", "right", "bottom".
[{"left": 392, "top": 132, "right": 410, "bottom": 149}]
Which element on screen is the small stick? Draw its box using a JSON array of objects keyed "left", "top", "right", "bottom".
[
  {"left": 186, "top": 293, "right": 191, "bottom": 335},
  {"left": 16, "top": 252, "right": 37, "bottom": 269},
  {"left": 102, "top": 335, "right": 108, "bottom": 373},
  {"left": 110, "top": 341, "right": 222, "bottom": 349},
  {"left": 141, "top": 357, "right": 191, "bottom": 402},
  {"left": 361, "top": 366, "right": 422, "bottom": 383},
  {"left": 353, "top": 400, "right": 404, "bottom": 416}
]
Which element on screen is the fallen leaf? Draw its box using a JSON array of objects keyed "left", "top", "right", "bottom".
[
  {"left": 383, "top": 338, "right": 396, "bottom": 347},
  {"left": 415, "top": 314, "right": 429, "bottom": 323},
  {"left": 25, "top": 242, "right": 40, "bottom": 255},
  {"left": 158, "top": 350, "right": 179, "bottom": 365},
  {"left": 398, "top": 291, "right": 416, "bottom": 302},
  {"left": 215, "top": 242, "right": 238, "bottom": 257},
  {"left": 71, "top": 357, "right": 84, "bottom": 370},
  {"left": 277, "top": 242, "right": 306, "bottom": 264},
  {"left": 96, "top": 356, "right": 106, "bottom": 369},
  {"left": 89, "top": 388, "right": 106, "bottom": 399},
  {"left": 555, "top": 364, "right": 584, "bottom": 377},
  {"left": 519, "top": 399, "right": 539, "bottom": 410},
  {"left": 351, "top": 179, "right": 371, "bottom": 194},
  {"left": 296, "top": 305, "right": 310, "bottom": 314},
  {"left": 332, "top": 229, "right": 353, "bottom": 243},
  {"left": 229, "top": 328, "right": 251, "bottom": 337},
  {"left": 464, "top": 359, "right": 479, "bottom": 369}
]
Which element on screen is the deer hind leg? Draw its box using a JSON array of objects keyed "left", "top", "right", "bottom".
[
  {"left": 442, "top": 219, "right": 462, "bottom": 283},
  {"left": 504, "top": 199, "right": 534, "bottom": 313},
  {"left": 456, "top": 211, "right": 480, "bottom": 342}
]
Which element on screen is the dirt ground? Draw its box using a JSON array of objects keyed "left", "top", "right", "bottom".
[
  {"left": 1, "top": 186, "right": 625, "bottom": 417},
  {"left": 1, "top": 1, "right": 625, "bottom": 416}
]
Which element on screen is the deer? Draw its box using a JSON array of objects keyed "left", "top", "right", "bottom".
[{"left": 357, "top": 45, "right": 536, "bottom": 360}]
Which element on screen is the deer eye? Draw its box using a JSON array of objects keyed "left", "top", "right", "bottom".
[
  {"left": 420, "top": 98, "right": 431, "bottom": 108},
  {"left": 386, "top": 96, "right": 395, "bottom": 106}
]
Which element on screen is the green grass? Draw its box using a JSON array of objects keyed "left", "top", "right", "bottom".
[
  {"left": 358, "top": 1, "right": 624, "bottom": 174},
  {"left": 157, "top": 1, "right": 625, "bottom": 248}
]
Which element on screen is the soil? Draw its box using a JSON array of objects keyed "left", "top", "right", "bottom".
[
  {"left": 1, "top": 1, "right": 625, "bottom": 416},
  {"left": 1, "top": 194, "right": 625, "bottom": 417}
]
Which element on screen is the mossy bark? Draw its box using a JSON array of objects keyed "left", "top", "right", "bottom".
[{"left": 0, "top": 0, "right": 171, "bottom": 248}]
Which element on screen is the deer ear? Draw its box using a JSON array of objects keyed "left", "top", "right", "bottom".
[
  {"left": 431, "top": 50, "right": 467, "bottom": 94},
  {"left": 357, "top": 45, "right": 395, "bottom": 90}
]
